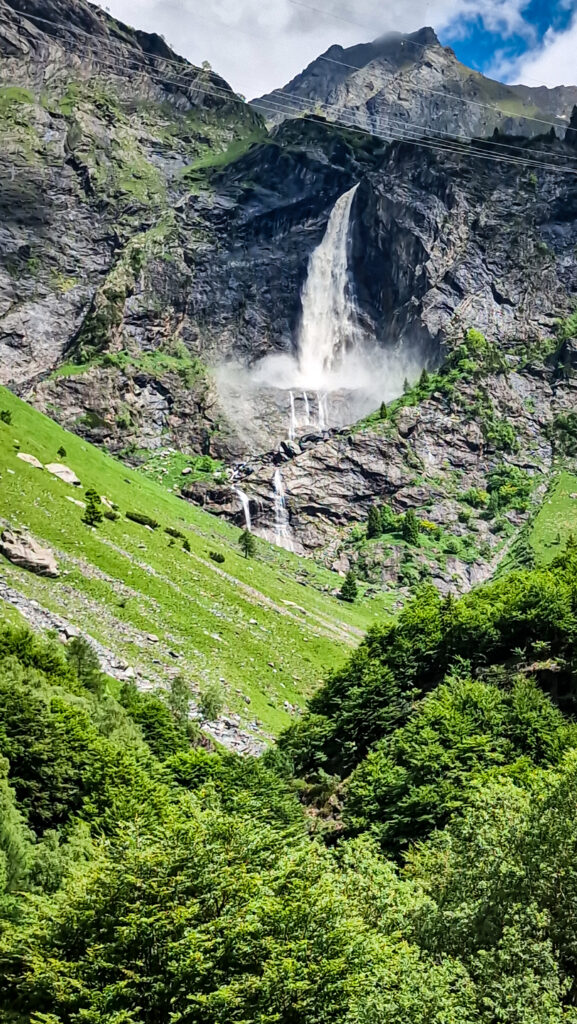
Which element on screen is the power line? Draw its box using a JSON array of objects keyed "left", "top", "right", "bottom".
[
  {"left": 260, "top": 83, "right": 573, "bottom": 168},
  {"left": 3, "top": 63, "right": 577, "bottom": 180},
  {"left": 284, "top": 0, "right": 577, "bottom": 137},
  {"left": 3, "top": 11, "right": 577, "bottom": 180},
  {"left": 12, "top": 2, "right": 577, "bottom": 140}
]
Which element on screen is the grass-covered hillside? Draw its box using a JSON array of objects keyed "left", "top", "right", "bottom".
[{"left": 0, "top": 387, "right": 391, "bottom": 739}]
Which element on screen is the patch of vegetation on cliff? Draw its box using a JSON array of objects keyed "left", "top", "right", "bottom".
[
  {"left": 0, "top": 86, "right": 42, "bottom": 164},
  {"left": 343, "top": 501, "right": 500, "bottom": 592},
  {"left": 528, "top": 472, "right": 577, "bottom": 563},
  {"left": 134, "top": 450, "right": 226, "bottom": 489},
  {"left": 353, "top": 328, "right": 508, "bottom": 435},
  {"left": 71, "top": 218, "right": 178, "bottom": 362}
]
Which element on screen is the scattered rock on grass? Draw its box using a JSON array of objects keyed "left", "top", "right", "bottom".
[
  {"left": 16, "top": 453, "right": 43, "bottom": 470},
  {"left": 0, "top": 528, "right": 59, "bottom": 578},
  {"left": 45, "top": 463, "right": 81, "bottom": 486}
]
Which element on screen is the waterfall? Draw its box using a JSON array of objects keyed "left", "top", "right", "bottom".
[
  {"left": 272, "top": 468, "right": 294, "bottom": 552},
  {"left": 317, "top": 393, "right": 329, "bottom": 432},
  {"left": 302, "top": 391, "right": 311, "bottom": 424},
  {"left": 297, "top": 183, "right": 360, "bottom": 390},
  {"left": 288, "top": 390, "right": 297, "bottom": 441},
  {"left": 234, "top": 487, "right": 252, "bottom": 532}
]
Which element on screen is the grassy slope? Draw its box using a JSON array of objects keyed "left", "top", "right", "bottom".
[
  {"left": 0, "top": 387, "right": 392, "bottom": 735},
  {"left": 529, "top": 471, "right": 577, "bottom": 563}
]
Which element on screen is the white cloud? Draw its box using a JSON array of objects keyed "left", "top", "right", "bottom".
[
  {"left": 95, "top": 0, "right": 534, "bottom": 96},
  {"left": 502, "top": 12, "right": 577, "bottom": 87}
]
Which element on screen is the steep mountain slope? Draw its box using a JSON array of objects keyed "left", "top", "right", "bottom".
[
  {"left": 0, "top": 386, "right": 391, "bottom": 748},
  {"left": 0, "top": 0, "right": 263, "bottom": 453},
  {"left": 253, "top": 26, "right": 577, "bottom": 138}
]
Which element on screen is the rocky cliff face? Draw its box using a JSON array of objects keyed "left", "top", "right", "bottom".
[
  {"left": 253, "top": 27, "right": 577, "bottom": 139},
  {"left": 2, "top": 0, "right": 577, "bottom": 595},
  {"left": 0, "top": 0, "right": 262, "bottom": 453},
  {"left": 193, "top": 333, "right": 577, "bottom": 595}
]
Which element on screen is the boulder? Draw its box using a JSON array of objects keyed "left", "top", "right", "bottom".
[
  {"left": 16, "top": 453, "right": 43, "bottom": 470},
  {"left": 0, "top": 529, "right": 60, "bottom": 578},
  {"left": 46, "top": 463, "right": 81, "bottom": 486},
  {"left": 396, "top": 408, "right": 419, "bottom": 438}
]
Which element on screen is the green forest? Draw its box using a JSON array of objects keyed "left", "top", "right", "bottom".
[{"left": 3, "top": 544, "right": 577, "bottom": 1022}]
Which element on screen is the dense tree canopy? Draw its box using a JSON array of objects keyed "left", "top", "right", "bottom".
[{"left": 3, "top": 547, "right": 577, "bottom": 1021}]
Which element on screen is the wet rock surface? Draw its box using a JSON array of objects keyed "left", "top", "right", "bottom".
[{"left": 196, "top": 355, "right": 576, "bottom": 593}]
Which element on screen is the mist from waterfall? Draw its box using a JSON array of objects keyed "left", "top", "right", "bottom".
[{"left": 215, "top": 183, "right": 424, "bottom": 454}]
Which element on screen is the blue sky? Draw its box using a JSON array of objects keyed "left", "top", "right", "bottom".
[
  {"left": 446, "top": 0, "right": 577, "bottom": 81},
  {"left": 99, "top": 0, "right": 577, "bottom": 95}
]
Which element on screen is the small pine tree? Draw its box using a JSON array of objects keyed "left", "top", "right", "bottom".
[
  {"left": 379, "top": 402, "right": 387, "bottom": 420},
  {"left": 167, "top": 674, "right": 194, "bottom": 731},
  {"left": 380, "top": 503, "right": 399, "bottom": 533},
  {"left": 239, "top": 529, "right": 256, "bottom": 559},
  {"left": 82, "top": 489, "right": 103, "bottom": 528},
  {"left": 402, "top": 509, "right": 420, "bottom": 545},
  {"left": 0, "top": 410, "right": 12, "bottom": 425},
  {"left": 65, "top": 636, "right": 105, "bottom": 698},
  {"left": 183, "top": 538, "right": 191, "bottom": 553},
  {"left": 367, "top": 504, "right": 382, "bottom": 540},
  {"left": 403, "top": 378, "right": 410, "bottom": 394},
  {"left": 198, "top": 681, "right": 225, "bottom": 722},
  {"left": 339, "top": 570, "right": 358, "bottom": 603},
  {"left": 57, "top": 446, "right": 67, "bottom": 459},
  {"left": 418, "top": 368, "right": 430, "bottom": 389}
]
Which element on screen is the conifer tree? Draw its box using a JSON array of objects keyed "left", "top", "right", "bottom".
[
  {"left": 65, "top": 636, "right": 105, "bottom": 698},
  {"left": 167, "top": 674, "right": 194, "bottom": 732},
  {"left": 340, "top": 570, "right": 358, "bottom": 603},
  {"left": 402, "top": 509, "right": 420, "bottom": 546},
  {"left": 367, "top": 505, "right": 382, "bottom": 540},
  {"left": 82, "top": 489, "right": 103, "bottom": 528},
  {"left": 239, "top": 529, "right": 256, "bottom": 559},
  {"left": 379, "top": 401, "right": 387, "bottom": 420}
]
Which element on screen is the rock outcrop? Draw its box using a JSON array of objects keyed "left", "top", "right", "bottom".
[{"left": 0, "top": 527, "right": 60, "bottom": 577}]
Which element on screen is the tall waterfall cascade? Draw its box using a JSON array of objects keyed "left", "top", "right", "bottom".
[
  {"left": 222, "top": 183, "right": 422, "bottom": 553},
  {"left": 285, "top": 184, "right": 362, "bottom": 438},
  {"left": 297, "top": 183, "right": 361, "bottom": 389}
]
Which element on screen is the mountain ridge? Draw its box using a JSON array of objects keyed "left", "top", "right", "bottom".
[{"left": 252, "top": 25, "right": 577, "bottom": 138}]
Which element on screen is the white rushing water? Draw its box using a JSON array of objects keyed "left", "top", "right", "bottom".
[
  {"left": 297, "top": 183, "right": 360, "bottom": 390},
  {"left": 234, "top": 487, "right": 252, "bottom": 532},
  {"left": 288, "top": 390, "right": 297, "bottom": 441},
  {"left": 272, "top": 468, "right": 294, "bottom": 551}
]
